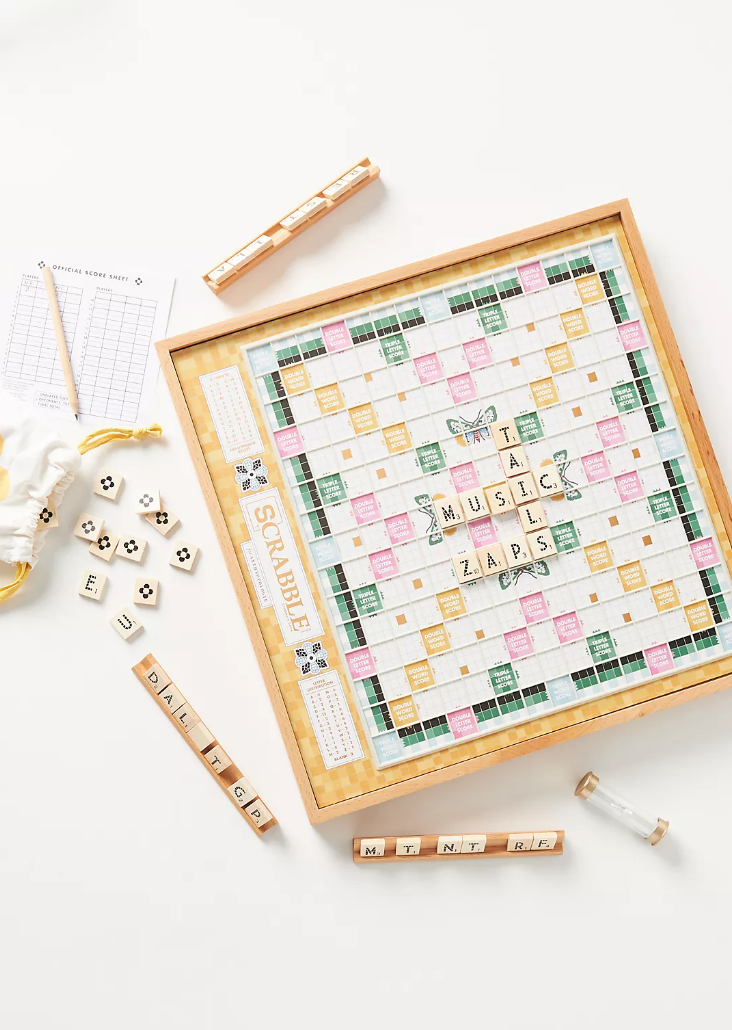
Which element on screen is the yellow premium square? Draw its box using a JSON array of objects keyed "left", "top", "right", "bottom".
[
  {"left": 421, "top": 623, "right": 451, "bottom": 655},
  {"left": 584, "top": 541, "right": 613, "bottom": 573},
  {"left": 530, "top": 377, "right": 560, "bottom": 408},
  {"left": 281, "top": 363, "right": 310, "bottom": 395},
  {"left": 383, "top": 422, "right": 412, "bottom": 453},
  {"left": 405, "top": 659, "right": 434, "bottom": 692},
  {"left": 651, "top": 581, "right": 681, "bottom": 612},
  {"left": 575, "top": 273, "right": 605, "bottom": 305},
  {"left": 545, "top": 342, "right": 575, "bottom": 374},
  {"left": 436, "top": 588, "right": 467, "bottom": 620},
  {"left": 560, "top": 308, "right": 590, "bottom": 339},
  {"left": 163, "top": 203, "right": 732, "bottom": 825},
  {"left": 388, "top": 695, "right": 419, "bottom": 728},
  {"left": 315, "top": 383, "right": 345, "bottom": 415},
  {"left": 684, "top": 600, "right": 714, "bottom": 632},
  {"left": 617, "top": 560, "right": 647, "bottom": 592},
  {"left": 349, "top": 403, "right": 378, "bottom": 434}
]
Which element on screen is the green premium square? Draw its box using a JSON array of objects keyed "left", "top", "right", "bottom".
[
  {"left": 349, "top": 320, "right": 374, "bottom": 343},
  {"left": 380, "top": 333, "right": 410, "bottom": 365},
  {"left": 612, "top": 381, "right": 641, "bottom": 412},
  {"left": 317, "top": 473, "right": 347, "bottom": 505},
  {"left": 649, "top": 491, "right": 677, "bottom": 522},
  {"left": 473, "top": 698, "right": 500, "bottom": 722},
  {"left": 362, "top": 677, "right": 384, "bottom": 705},
  {"left": 297, "top": 482, "right": 320, "bottom": 511},
  {"left": 488, "top": 663, "right": 518, "bottom": 694},
  {"left": 478, "top": 303, "right": 508, "bottom": 335},
  {"left": 375, "top": 313, "right": 400, "bottom": 335},
  {"left": 289, "top": 455, "right": 312, "bottom": 484},
  {"left": 417, "top": 442, "right": 447, "bottom": 475},
  {"left": 472, "top": 284, "right": 498, "bottom": 306},
  {"left": 516, "top": 411, "right": 544, "bottom": 444},
  {"left": 498, "top": 690, "right": 525, "bottom": 715},
  {"left": 571, "top": 667, "right": 598, "bottom": 691},
  {"left": 551, "top": 521, "right": 580, "bottom": 552},
  {"left": 587, "top": 631, "right": 616, "bottom": 663},
  {"left": 353, "top": 584, "right": 383, "bottom": 616},
  {"left": 596, "top": 659, "right": 623, "bottom": 682}
]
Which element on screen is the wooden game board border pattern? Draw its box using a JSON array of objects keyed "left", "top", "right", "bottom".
[
  {"left": 203, "top": 158, "right": 380, "bottom": 293},
  {"left": 158, "top": 201, "right": 732, "bottom": 823},
  {"left": 353, "top": 829, "right": 565, "bottom": 863},
  {"left": 131, "top": 653, "right": 276, "bottom": 835}
]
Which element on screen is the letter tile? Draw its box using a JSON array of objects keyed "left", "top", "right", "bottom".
[
  {"left": 205, "top": 745, "right": 232, "bottom": 774},
  {"left": 89, "top": 531, "right": 119, "bottom": 562},
  {"left": 134, "top": 487, "right": 161, "bottom": 515},
  {"left": 360, "top": 838, "right": 386, "bottom": 857},
  {"left": 528, "top": 528, "right": 558, "bottom": 559},
  {"left": 433, "top": 495, "right": 465, "bottom": 530},
  {"left": 502, "top": 535, "right": 532, "bottom": 569},
  {"left": 536, "top": 462, "right": 564, "bottom": 498},
  {"left": 507, "top": 833, "right": 534, "bottom": 851},
  {"left": 459, "top": 489, "right": 490, "bottom": 521},
  {"left": 145, "top": 508, "right": 180, "bottom": 536},
  {"left": 78, "top": 568, "right": 107, "bottom": 601},
  {"left": 74, "top": 513, "right": 104, "bottom": 541},
  {"left": 158, "top": 682, "right": 185, "bottom": 712},
  {"left": 110, "top": 606, "right": 143, "bottom": 640},
  {"left": 499, "top": 445, "right": 529, "bottom": 478},
  {"left": 93, "top": 470, "right": 123, "bottom": 501},
  {"left": 116, "top": 535, "right": 147, "bottom": 562},
  {"left": 437, "top": 835, "right": 462, "bottom": 855},
  {"left": 484, "top": 482, "right": 516, "bottom": 515},
  {"left": 461, "top": 834, "right": 487, "bottom": 853},
  {"left": 228, "top": 777, "right": 257, "bottom": 807},
  {"left": 38, "top": 505, "right": 58, "bottom": 528},
  {"left": 531, "top": 831, "right": 558, "bottom": 851},
  {"left": 143, "top": 662, "right": 171, "bottom": 693},
  {"left": 188, "top": 722, "right": 215, "bottom": 750},
  {"left": 477, "top": 543, "right": 508, "bottom": 577},
  {"left": 244, "top": 800, "right": 274, "bottom": 828},
  {"left": 490, "top": 418, "right": 521, "bottom": 450},
  {"left": 169, "top": 540, "right": 199, "bottom": 572},
  {"left": 452, "top": 551, "right": 483, "bottom": 584},
  {"left": 509, "top": 472, "right": 538, "bottom": 505},
  {"left": 134, "top": 577, "right": 159, "bottom": 606},
  {"left": 173, "top": 703, "right": 200, "bottom": 733},
  {"left": 518, "top": 500, "right": 548, "bottom": 534},
  {"left": 395, "top": 837, "right": 422, "bottom": 856}
]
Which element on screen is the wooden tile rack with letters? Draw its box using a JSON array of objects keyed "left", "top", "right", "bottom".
[
  {"left": 132, "top": 653, "right": 276, "bottom": 835},
  {"left": 156, "top": 201, "right": 732, "bottom": 823},
  {"left": 354, "top": 830, "right": 564, "bottom": 863},
  {"left": 203, "top": 158, "right": 380, "bottom": 293}
]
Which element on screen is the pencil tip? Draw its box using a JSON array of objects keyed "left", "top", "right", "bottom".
[{"left": 74, "top": 413, "right": 79, "bottom": 422}]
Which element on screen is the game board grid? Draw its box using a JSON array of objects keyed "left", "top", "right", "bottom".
[
  {"left": 243, "top": 237, "right": 729, "bottom": 765},
  {"left": 173, "top": 215, "right": 732, "bottom": 807}
]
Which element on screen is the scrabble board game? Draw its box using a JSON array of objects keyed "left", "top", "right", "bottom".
[{"left": 160, "top": 202, "right": 732, "bottom": 821}]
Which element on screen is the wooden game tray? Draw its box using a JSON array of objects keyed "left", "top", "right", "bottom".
[{"left": 157, "top": 201, "right": 732, "bottom": 823}]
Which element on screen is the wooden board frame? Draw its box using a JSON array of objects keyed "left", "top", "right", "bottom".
[{"left": 157, "top": 200, "right": 732, "bottom": 823}]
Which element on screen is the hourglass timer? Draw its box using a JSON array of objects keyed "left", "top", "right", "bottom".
[{"left": 575, "top": 772, "right": 669, "bottom": 845}]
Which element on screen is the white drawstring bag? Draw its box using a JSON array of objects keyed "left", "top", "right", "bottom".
[{"left": 0, "top": 388, "right": 161, "bottom": 603}]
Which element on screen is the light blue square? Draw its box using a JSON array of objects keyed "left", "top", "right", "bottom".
[
  {"left": 547, "top": 675, "right": 577, "bottom": 705},
  {"left": 247, "top": 343, "right": 277, "bottom": 376},
  {"left": 717, "top": 623, "right": 732, "bottom": 652},
  {"left": 310, "top": 536, "right": 340, "bottom": 569},
  {"left": 654, "top": 429, "right": 683, "bottom": 460},
  {"left": 373, "top": 731, "right": 402, "bottom": 764},
  {"left": 591, "top": 239, "right": 619, "bottom": 270},
  {"left": 421, "top": 291, "right": 451, "bottom": 322}
]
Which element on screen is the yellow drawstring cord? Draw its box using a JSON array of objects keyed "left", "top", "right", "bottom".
[
  {"left": 1, "top": 424, "right": 163, "bottom": 606},
  {"left": 0, "top": 561, "right": 31, "bottom": 603},
  {"left": 77, "top": 422, "right": 163, "bottom": 455}
]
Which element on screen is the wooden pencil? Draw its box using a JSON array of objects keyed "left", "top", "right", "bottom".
[{"left": 42, "top": 265, "right": 79, "bottom": 420}]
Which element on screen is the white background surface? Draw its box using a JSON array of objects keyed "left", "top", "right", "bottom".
[{"left": 2, "top": 2, "right": 731, "bottom": 1026}]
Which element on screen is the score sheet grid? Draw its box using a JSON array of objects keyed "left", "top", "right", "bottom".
[
  {"left": 233, "top": 234, "right": 732, "bottom": 771},
  {"left": 1, "top": 258, "right": 174, "bottom": 424}
]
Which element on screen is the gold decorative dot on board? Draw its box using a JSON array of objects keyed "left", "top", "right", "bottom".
[
  {"left": 352, "top": 536, "right": 362, "bottom": 547},
  {"left": 342, "top": 448, "right": 352, "bottom": 460},
  {"left": 376, "top": 468, "right": 387, "bottom": 479},
  {"left": 587, "top": 371, "right": 598, "bottom": 383},
  {"left": 589, "top": 593, "right": 599, "bottom": 604},
  {"left": 364, "top": 372, "right": 373, "bottom": 382},
  {"left": 511, "top": 357, "right": 521, "bottom": 367},
  {"left": 476, "top": 629, "right": 485, "bottom": 640},
  {"left": 623, "top": 613, "right": 632, "bottom": 623},
  {"left": 609, "top": 515, "right": 619, "bottom": 527},
  {"left": 396, "top": 614, "right": 407, "bottom": 626},
  {"left": 460, "top": 666, "right": 469, "bottom": 676},
  {"left": 526, "top": 322, "right": 535, "bottom": 332},
  {"left": 632, "top": 447, "right": 641, "bottom": 459},
  {"left": 572, "top": 406, "right": 583, "bottom": 418},
  {"left": 643, "top": 535, "right": 653, "bottom": 546}
]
